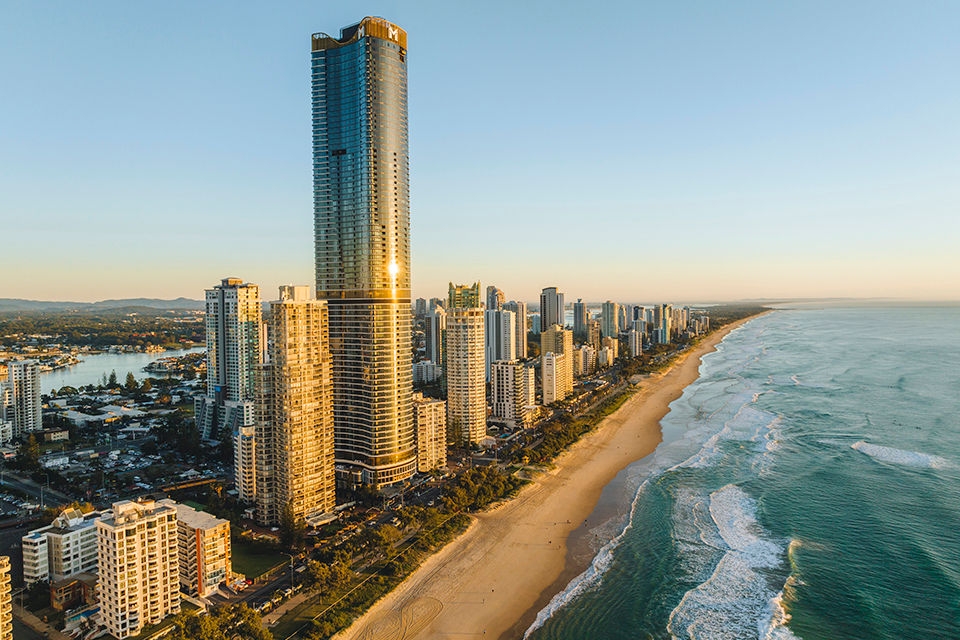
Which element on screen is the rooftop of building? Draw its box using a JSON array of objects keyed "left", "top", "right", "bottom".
[{"left": 174, "top": 502, "right": 229, "bottom": 530}]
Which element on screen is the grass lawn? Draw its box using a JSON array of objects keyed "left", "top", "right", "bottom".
[{"left": 232, "top": 539, "right": 287, "bottom": 580}]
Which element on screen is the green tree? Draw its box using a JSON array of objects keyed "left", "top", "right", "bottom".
[
  {"left": 107, "top": 370, "right": 119, "bottom": 388},
  {"left": 20, "top": 434, "right": 40, "bottom": 470},
  {"left": 280, "top": 502, "right": 307, "bottom": 549},
  {"left": 124, "top": 371, "right": 138, "bottom": 392},
  {"left": 140, "top": 378, "right": 152, "bottom": 393},
  {"left": 167, "top": 603, "right": 270, "bottom": 640}
]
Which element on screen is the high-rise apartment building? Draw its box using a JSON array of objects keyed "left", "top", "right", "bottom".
[
  {"left": 484, "top": 309, "right": 516, "bottom": 381},
  {"left": 0, "top": 556, "right": 10, "bottom": 640},
  {"left": 659, "top": 303, "right": 673, "bottom": 345},
  {"left": 195, "top": 278, "right": 262, "bottom": 443},
  {"left": 503, "top": 301, "right": 528, "bottom": 360},
  {"left": 445, "top": 301, "right": 486, "bottom": 446},
  {"left": 588, "top": 318, "right": 602, "bottom": 350},
  {"left": 22, "top": 508, "right": 100, "bottom": 585},
  {"left": 0, "top": 384, "right": 12, "bottom": 445},
  {"left": 485, "top": 285, "right": 505, "bottom": 311},
  {"left": 424, "top": 307, "right": 446, "bottom": 366},
  {"left": 412, "top": 393, "right": 446, "bottom": 472},
  {"left": 256, "top": 286, "right": 335, "bottom": 526},
  {"left": 313, "top": 18, "right": 416, "bottom": 488},
  {"left": 174, "top": 504, "right": 231, "bottom": 597},
  {"left": 449, "top": 282, "right": 481, "bottom": 309},
  {"left": 541, "top": 325, "right": 574, "bottom": 401},
  {"left": 97, "top": 500, "right": 180, "bottom": 639},
  {"left": 573, "top": 299, "right": 588, "bottom": 341},
  {"left": 601, "top": 301, "right": 620, "bottom": 339},
  {"left": 7, "top": 360, "right": 41, "bottom": 437},
  {"left": 539, "top": 287, "right": 564, "bottom": 332},
  {"left": 234, "top": 426, "right": 256, "bottom": 503},
  {"left": 541, "top": 352, "right": 566, "bottom": 405},
  {"left": 628, "top": 329, "right": 643, "bottom": 358},
  {"left": 490, "top": 360, "right": 536, "bottom": 427}
]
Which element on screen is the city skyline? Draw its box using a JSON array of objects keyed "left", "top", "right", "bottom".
[{"left": 3, "top": 1, "right": 958, "bottom": 303}]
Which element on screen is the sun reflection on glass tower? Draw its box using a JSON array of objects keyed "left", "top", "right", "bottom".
[{"left": 312, "top": 17, "right": 415, "bottom": 489}]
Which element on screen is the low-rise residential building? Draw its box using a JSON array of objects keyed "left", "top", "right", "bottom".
[{"left": 22, "top": 508, "right": 100, "bottom": 585}]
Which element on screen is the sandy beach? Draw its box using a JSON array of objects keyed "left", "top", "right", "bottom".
[{"left": 335, "top": 317, "right": 756, "bottom": 640}]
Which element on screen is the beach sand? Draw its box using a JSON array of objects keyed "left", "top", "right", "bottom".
[{"left": 335, "top": 317, "right": 755, "bottom": 640}]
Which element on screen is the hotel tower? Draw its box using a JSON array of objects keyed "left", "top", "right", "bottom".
[{"left": 312, "top": 18, "right": 416, "bottom": 488}]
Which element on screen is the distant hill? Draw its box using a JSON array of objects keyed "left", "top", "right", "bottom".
[{"left": 0, "top": 297, "right": 204, "bottom": 313}]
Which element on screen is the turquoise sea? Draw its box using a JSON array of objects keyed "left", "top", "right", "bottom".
[{"left": 525, "top": 308, "right": 960, "bottom": 640}]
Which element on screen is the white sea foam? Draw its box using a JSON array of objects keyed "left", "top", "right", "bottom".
[
  {"left": 851, "top": 441, "right": 948, "bottom": 469},
  {"left": 522, "top": 475, "right": 649, "bottom": 637},
  {"left": 667, "top": 485, "right": 792, "bottom": 640},
  {"left": 524, "top": 320, "right": 774, "bottom": 637}
]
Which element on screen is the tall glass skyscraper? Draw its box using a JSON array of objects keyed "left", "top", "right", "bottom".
[{"left": 312, "top": 17, "right": 416, "bottom": 488}]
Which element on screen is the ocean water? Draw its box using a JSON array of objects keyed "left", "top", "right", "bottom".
[{"left": 525, "top": 308, "right": 960, "bottom": 640}]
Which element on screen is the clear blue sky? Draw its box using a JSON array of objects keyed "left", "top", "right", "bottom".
[{"left": 2, "top": 1, "right": 958, "bottom": 304}]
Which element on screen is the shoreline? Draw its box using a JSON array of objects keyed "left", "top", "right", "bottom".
[{"left": 335, "top": 315, "right": 762, "bottom": 640}]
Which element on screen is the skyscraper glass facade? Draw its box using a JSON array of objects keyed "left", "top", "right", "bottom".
[{"left": 312, "top": 18, "right": 415, "bottom": 488}]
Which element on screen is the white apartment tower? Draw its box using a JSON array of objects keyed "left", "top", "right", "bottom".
[
  {"left": 484, "top": 309, "right": 516, "bottom": 381},
  {"left": 7, "top": 360, "right": 41, "bottom": 437},
  {"left": 256, "top": 286, "right": 335, "bottom": 527},
  {"left": 196, "top": 278, "right": 263, "bottom": 443},
  {"left": 542, "top": 352, "right": 566, "bottom": 405},
  {"left": 503, "top": 301, "right": 528, "bottom": 360},
  {"left": 541, "top": 325, "right": 574, "bottom": 401},
  {"left": 490, "top": 360, "right": 536, "bottom": 427},
  {"left": 445, "top": 305, "right": 486, "bottom": 446},
  {"left": 174, "top": 504, "right": 231, "bottom": 597},
  {"left": 628, "top": 329, "right": 643, "bottom": 358},
  {"left": 97, "top": 499, "right": 180, "bottom": 639},
  {"left": 412, "top": 393, "right": 447, "bottom": 472}
]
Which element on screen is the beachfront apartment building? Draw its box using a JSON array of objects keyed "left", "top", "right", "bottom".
[
  {"left": 413, "top": 393, "right": 447, "bottom": 472},
  {"left": 22, "top": 508, "right": 101, "bottom": 585},
  {"left": 445, "top": 305, "right": 486, "bottom": 446},
  {"left": 314, "top": 18, "right": 416, "bottom": 488},
  {"left": 256, "top": 286, "right": 335, "bottom": 527},
  {"left": 542, "top": 352, "right": 568, "bottom": 405},
  {"left": 174, "top": 503, "right": 231, "bottom": 597},
  {"left": 490, "top": 360, "right": 537, "bottom": 427},
  {"left": 97, "top": 499, "right": 180, "bottom": 639},
  {"left": 541, "top": 325, "right": 574, "bottom": 401}
]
